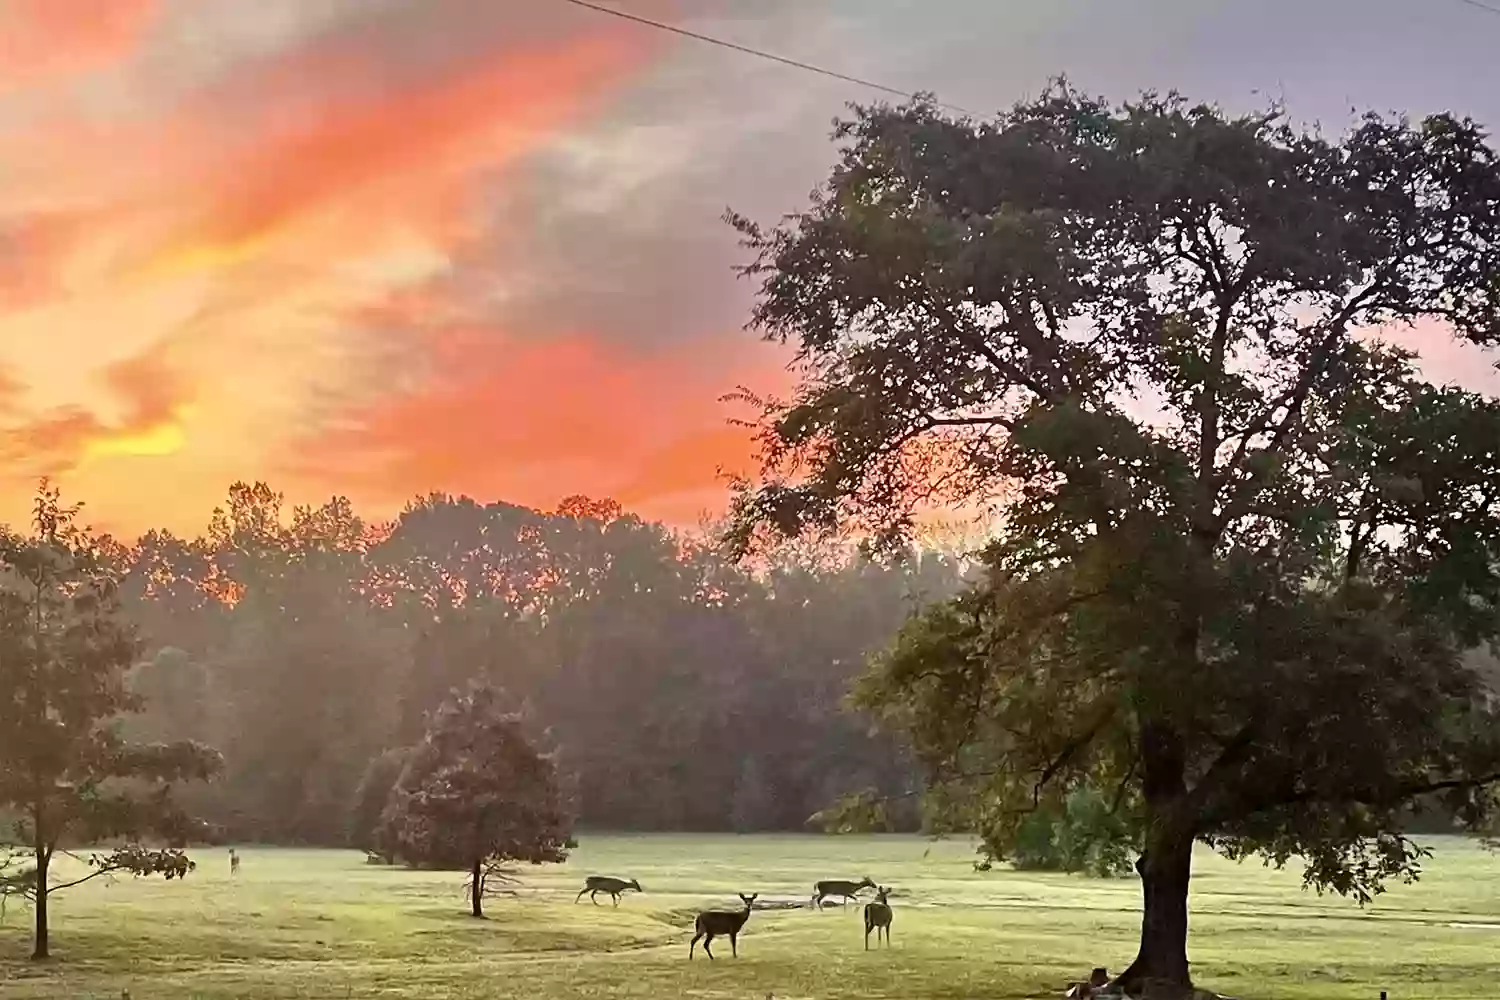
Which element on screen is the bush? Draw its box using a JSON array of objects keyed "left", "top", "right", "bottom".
[{"left": 1004, "top": 786, "right": 1136, "bottom": 878}]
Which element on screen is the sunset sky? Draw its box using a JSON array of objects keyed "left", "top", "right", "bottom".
[{"left": 2, "top": 0, "right": 1499, "bottom": 538}]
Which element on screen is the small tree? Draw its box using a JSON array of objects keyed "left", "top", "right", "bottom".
[
  {"left": 0, "top": 484, "right": 222, "bottom": 960},
  {"left": 381, "top": 682, "right": 570, "bottom": 917}
]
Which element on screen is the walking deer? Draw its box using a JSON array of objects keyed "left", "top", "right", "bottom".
[
  {"left": 689, "top": 893, "right": 758, "bottom": 959},
  {"left": 863, "top": 886, "right": 892, "bottom": 950},
  {"left": 574, "top": 875, "right": 641, "bottom": 906},
  {"left": 811, "top": 876, "right": 875, "bottom": 909}
]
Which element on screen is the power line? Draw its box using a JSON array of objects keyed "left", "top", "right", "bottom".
[
  {"left": 1451, "top": 0, "right": 1500, "bottom": 15},
  {"left": 556, "top": 0, "right": 975, "bottom": 116}
]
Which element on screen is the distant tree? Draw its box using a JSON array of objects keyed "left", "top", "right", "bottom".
[
  {"left": 0, "top": 484, "right": 221, "bottom": 960},
  {"left": 349, "top": 747, "right": 411, "bottom": 860},
  {"left": 209, "top": 490, "right": 406, "bottom": 844},
  {"left": 381, "top": 683, "right": 571, "bottom": 917},
  {"left": 727, "top": 85, "right": 1500, "bottom": 994},
  {"left": 124, "top": 646, "right": 209, "bottom": 745},
  {"left": 729, "top": 757, "right": 776, "bottom": 833}
]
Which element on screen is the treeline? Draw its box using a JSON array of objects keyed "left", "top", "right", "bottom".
[{"left": 89, "top": 483, "right": 965, "bottom": 845}]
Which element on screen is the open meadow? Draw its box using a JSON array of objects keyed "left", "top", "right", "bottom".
[{"left": 1, "top": 834, "right": 1497, "bottom": 999}]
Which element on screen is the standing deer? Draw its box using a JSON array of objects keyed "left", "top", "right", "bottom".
[
  {"left": 811, "top": 876, "right": 875, "bottom": 909},
  {"left": 863, "top": 886, "right": 892, "bottom": 950},
  {"left": 689, "top": 893, "right": 758, "bottom": 959},
  {"left": 575, "top": 875, "right": 642, "bottom": 906}
]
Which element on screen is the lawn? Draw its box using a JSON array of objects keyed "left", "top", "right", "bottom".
[{"left": 0, "top": 833, "right": 1494, "bottom": 999}]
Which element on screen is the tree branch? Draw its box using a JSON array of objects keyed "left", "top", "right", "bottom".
[
  {"left": 1185, "top": 719, "right": 1261, "bottom": 815},
  {"left": 925, "top": 414, "right": 1019, "bottom": 432},
  {"left": 48, "top": 867, "right": 118, "bottom": 894},
  {"left": 1218, "top": 270, "right": 1397, "bottom": 523},
  {"left": 1032, "top": 702, "right": 1119, "bottom": 808}
]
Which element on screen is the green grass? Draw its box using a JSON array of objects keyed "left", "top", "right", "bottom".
[{"left": 1, "top": 834, "right": 1496, "bottom": 999}]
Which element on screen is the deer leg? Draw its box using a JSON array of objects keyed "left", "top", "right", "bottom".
[
  {"left": 575, "top": 888, "right": 589, "bottom": 904},
  {"left": 864, "top": 924, "right": 871, "bottom": 951},
  {"left": 611, "top": 892, "right": 619, "bottom": 907},
  {"left": 590, "top": 890, "right": 600, "bottom": 906},
  {"left": 690, "top": 931, "right": 702, "bottom": 959},
  {"left": 702, "top": 934, "right": 716, "bottom": 960}
]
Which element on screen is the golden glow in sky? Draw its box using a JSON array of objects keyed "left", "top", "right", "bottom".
[{"left": 0, "top": 0, "right": 783, "bottom": 537}]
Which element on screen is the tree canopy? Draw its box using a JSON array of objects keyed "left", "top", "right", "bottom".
[
  {"left": 727, "top": 84, "right": 1500, "bottom": 994},
  {"left": 378, "top": 682, "right": 571, "bottom": 917}
]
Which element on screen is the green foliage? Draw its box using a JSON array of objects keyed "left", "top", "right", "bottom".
[
  {"left": 726, "top": 81, "right": 1500, "bottom": 988},
  {"left": 1009, "top": 787, "right": 1136, "bottom": 878},
  {"left": 348, "top": 747, "right": 411, "bottom": 859},
  {"left": 87, "top": 484, "right": 955, "bottom": 847},
  {"left": 378, "top": 682, "right": 570, "bottom": 916},
  {"left": 0, "top": 484, "right": 221, "bottom": 958}
]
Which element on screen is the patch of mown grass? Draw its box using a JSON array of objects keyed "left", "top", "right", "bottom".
[{"left": 0, "top": 834, "right": 1496, "bottom": 998}]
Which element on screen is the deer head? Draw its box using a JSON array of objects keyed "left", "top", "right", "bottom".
[
  {"left": 630, "top": 879, "right": 642, "bottom": 892},
  {"left": 738, "top": 893, "right": 759, "bottom": 909}
]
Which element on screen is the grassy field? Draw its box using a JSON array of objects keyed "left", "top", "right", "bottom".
[{"left": 0, "top": 834, "right": 1496, "bottom": 999}]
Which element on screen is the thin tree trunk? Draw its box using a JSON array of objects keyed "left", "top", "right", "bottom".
[
  {"left": 470, "top": 860, "right": 483, "bottom": 918},
  {"left": 31, "top": 839, "right": 49, "bottom": 961}
]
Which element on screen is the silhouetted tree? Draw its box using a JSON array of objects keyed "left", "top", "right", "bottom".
[
  {"left": 727, "top": 85, "right": 1500, "bottom": 994},
  {"left": 349, "top": 747, "right": 411, "bottom": 860},
  {"left": 382, "top": 683, "right": 571, "bottom": 917},
  {"left": 0, "top": 484, "right": 220, "bottom": 960}
]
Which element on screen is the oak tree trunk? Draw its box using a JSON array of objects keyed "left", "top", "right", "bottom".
[
  {"left": 1113, "top": 721, "right": 1195, "bottom": 996},
  {"left": 470, "top": 860, "right": 484, "bottom": 918},
  {"left": 1114, "top": 834, "right": 1193, "bottom": 995}
]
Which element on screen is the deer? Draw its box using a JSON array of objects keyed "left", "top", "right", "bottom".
[
  {"left": 1063, "top": 968, "right": 1111, "bottom": 998},
  {"left": 863, "top": 886, "right": 892, "bottom": 950},
  {"left": 811, "top": 876, "right": 875, "bottom": 910},
  {"left": 574, "top": 875, "right": 642, "bottom": 906},
  {"left": 228, "top": 848, "right": 240, "bottom": 877},
  {"left": 689, "top": 893, "right": 757, "bottom": 959}
]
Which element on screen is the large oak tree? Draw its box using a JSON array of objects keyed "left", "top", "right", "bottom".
[{"left": 726, "top": 86, "right": 1500, "bottom": 994}]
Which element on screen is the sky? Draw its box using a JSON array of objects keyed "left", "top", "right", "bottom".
[{"left": 1, "top": 0, "right": 1499, "bottom": 539}]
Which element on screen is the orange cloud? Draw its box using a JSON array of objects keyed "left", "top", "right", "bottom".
[
  {"left": 0, "top": 1, "right": 806, "bottom": 538},
  {"left": 0, "top": 365, "right": 21, "bottom": 412},
  {"left": 294, "top": 330, "right": 787, "bottom": 522},
  {"left": 138, "top": 35, "right": 638, "bottom": 281},
  {"left": 0, "top": 7, "right": 667, "bottom": 536},
  {"left": 0, "top": 0, "right": 160, "bottom": 87},
  {"left": 0, "top": 339, "right": 193, "bottom": 475}
]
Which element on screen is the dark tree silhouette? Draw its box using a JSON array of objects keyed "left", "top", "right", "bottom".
[
  {"left": 381, "top": 682, "right": 571, "bottom": 917},
  {"left": 0, "top": 484, "right": 220, "bottom": 960},
  {"left": 726, "top": 85, "right": 1500, "bottom": 994}
]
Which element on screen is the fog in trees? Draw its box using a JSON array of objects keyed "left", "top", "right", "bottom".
[{"left": 29, "top": 483, "right": 963, "bottom": 853}]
